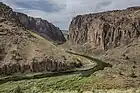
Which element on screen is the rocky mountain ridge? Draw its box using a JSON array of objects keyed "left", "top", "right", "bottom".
[
  {"left": 1, "top": 2, "right": 140, "bottom": 92},
  {"left": 15, "top": 12, "right": 66, "bottom": 44},
  {"left": 69, "top": 6, "right": 140, "bottom": 51},
  {"left": 0, "top": 2, "right": 84, "bottom": 75},
  {"left": 68, "top": 6, "right": 140, "bottom": 90},
  {"left": 0, "top": 2, "right": 66, "bottom": 44}
]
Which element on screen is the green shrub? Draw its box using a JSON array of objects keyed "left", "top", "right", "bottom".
[{"left": 13, "top": 85, "right": 23, "bottom": 93}]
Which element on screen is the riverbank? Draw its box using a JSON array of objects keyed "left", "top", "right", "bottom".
[{"left": 0, "top": 73, "right": 139, "bottom": 93}]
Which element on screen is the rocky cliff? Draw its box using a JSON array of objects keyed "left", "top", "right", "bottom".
[
  {"left": 0, "top": 2, "right": 66, "bottom": 44},
  {"left": 68, "top": 6, "right": 140, "bottom": 90},
  {"left": 15, "top": 12, "right": 66, "bottom": 44},
  {"left": 0, "top": 2, "right": 84, "bottom": 75},
  {"left": 69, "top": 7, "right": 140, "bottom": 51}
]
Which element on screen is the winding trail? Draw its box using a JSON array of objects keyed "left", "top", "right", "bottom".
[{"left": 0, "top": 51, "right": 112, "bottom": 84}]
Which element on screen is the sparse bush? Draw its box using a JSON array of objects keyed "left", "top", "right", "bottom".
[
  {"left": 125, "top": 56, "right": 129, "bottom": 60},
  {"left": 77, "top": 88, "right": 83, "bottom": 93},
  {"left": 13, "top": 85, "right": 23, "bottom": 93},
  {"left": 130, "top": 71, "right": 137, "bottom": 78}
]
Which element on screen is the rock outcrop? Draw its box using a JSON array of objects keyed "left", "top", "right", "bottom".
[
  {"left": 0, "top": 2, "right": 66, "bottom": 44},
  {"left": 0, "top": 56, "right": 81, "bottom": 75},
  {"left": 0, "top": 2, "right": 83, "bottom": 75},
  {"left": 69, "top": 7, "right": 140, "bottom": 51},
  {"left": 15, "top": 13, "right": 66, "bottom": 44}
]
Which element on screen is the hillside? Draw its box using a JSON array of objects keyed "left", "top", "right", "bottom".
[
  {"left": 68, "top": 6, "right": 140, "bottom": 91},
  {"left": 1, "top": 2, "right": 140, "bottom": 93},
  {"left": 0, "top": 2, "right": 66, "bottom": 44},
  {"left": 0, "top": 2, "right": 92, "bottom": 75},
  {"left": 69, "top": 7, "right": 140, "bottom": 51},
  {"left": 15, "top": 12, "right": 66, "bottom": 44}
]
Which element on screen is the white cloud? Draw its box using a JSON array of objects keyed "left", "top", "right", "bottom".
[{"left": 1, "top": 0, "right": 140, "bottom": 29}]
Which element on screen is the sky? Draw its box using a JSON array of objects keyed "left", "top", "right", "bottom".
[{"left": 1, "top": 0, "right": 140, "bottom": 30}]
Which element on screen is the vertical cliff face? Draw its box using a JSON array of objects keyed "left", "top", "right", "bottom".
[
  {"left": 69, "top": 7, "right": 140, "bottom": 50},
  {"left": 15, "top": 12, "right": 66, "bottom": 44}
]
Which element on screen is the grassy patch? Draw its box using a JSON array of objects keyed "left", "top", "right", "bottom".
[
  {"left": 0, "top": 72, "right": 139, "bottom": 93},
  {"left": 0, "top": 73, "right": 101, "bottom": 93}
]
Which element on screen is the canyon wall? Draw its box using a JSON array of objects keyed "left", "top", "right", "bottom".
[
  {"left": 0, "top": 2, "right": 66, "bottom": 44},
  {"left": 15, "top": 12, "right": 66, "bottom": 44},
  {"left": 0, "top": 2, "right": 81, "bottom": 75},
  {"left": 69, "top": 7, "right": 140, "bottom": 50}
]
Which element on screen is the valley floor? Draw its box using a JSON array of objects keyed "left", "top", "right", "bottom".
[
  {"left": 0, "top": 74, "right": 140, "bottom": 93},
  {"left": 0, "top": 50, "right": 139, "bottom": 93}
]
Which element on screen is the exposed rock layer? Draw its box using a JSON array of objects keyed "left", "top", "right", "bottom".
[
  {"left": 0, "top": 2, "right": 66, "bottom": 44},
  {"left": 15, "top": 13, "right": 66, "bottom": 44},
  {"left": 69, "top": 7, "right": 140, "bottom": 50},
  {"left": 0, "top": 56, "right": 81, "bottom": 75},
  {"left": 0, "top": 2, "right": 82, "bottom": 75}
]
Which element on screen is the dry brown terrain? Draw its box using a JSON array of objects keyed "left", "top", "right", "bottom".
[
  {"left": 1, "top": 2, "right": 140, "bottom": 93},
  {"left": 68, "top": 6, "right": 140, "bottom": 89},
  {"left": 0, "top": 2, "right": 92, "bottom": 75}
]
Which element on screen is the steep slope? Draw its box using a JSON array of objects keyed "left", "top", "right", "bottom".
[
  {"left": 68, "top": 6, "right": 140, "bottom": 90},
  {"left": 69, "top": 7, "right": 140, "bottom": 51},
  {"left": 0, "top": 2, "right": 88, "bottom": 75},
  {"left": 0, "top": 2, "right": 66, "bottom": 44},
  {"left": 15, "top": 12, "right": 66, "bottom": 44},
  {"left": 1, "top": 2, "right": 140, "bottom": 92}
]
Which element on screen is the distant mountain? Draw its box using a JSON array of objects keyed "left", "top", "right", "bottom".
[{"left": 61, "top": 30, "right": 69, "bottom": 40}]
